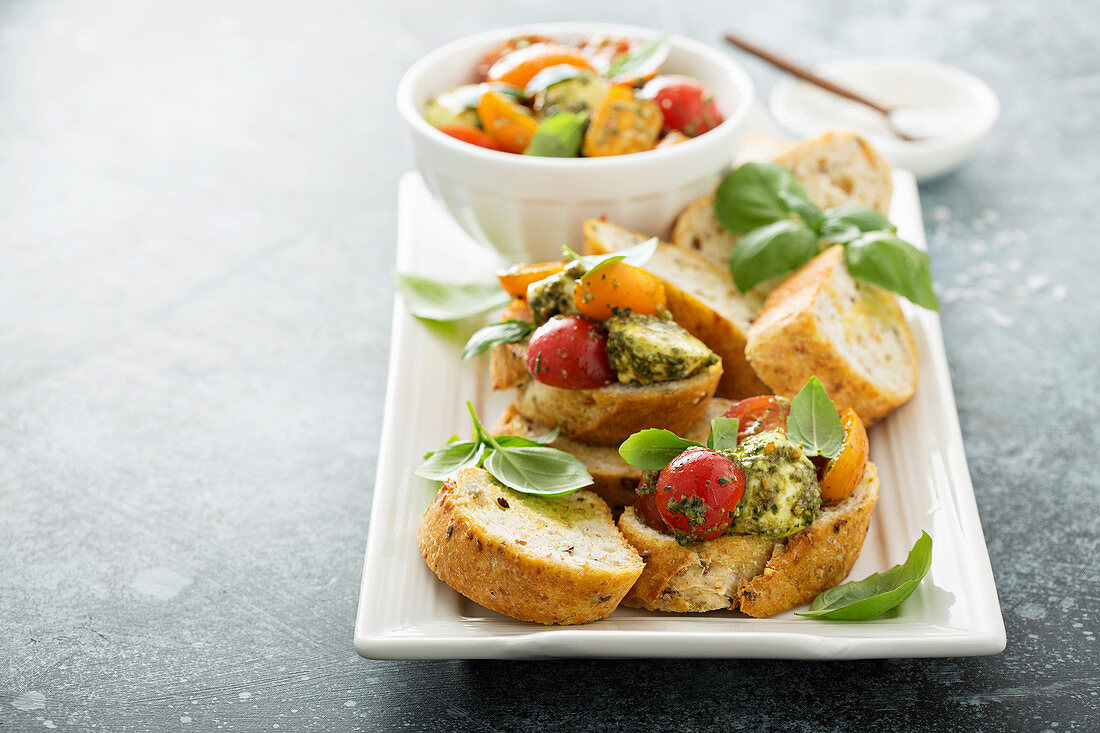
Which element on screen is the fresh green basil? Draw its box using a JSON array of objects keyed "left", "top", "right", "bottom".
[
  {"left": 786, "top": 376, "right": 844, "bottom": 459},
  {"left": 728, "top": 219, "right": 819, "bottom": 293},
  {"left": 523, "top": 65, "right": 586, "bottom": 97},
  {"left": 796, "top": 532, "right": 933, "bottom": 619},
  {"left": 394, "top": 273, "right": 510, "bottom": 322},
  {"left": 416, "top": 403, "right": 591, "bottom": 494},
  {"left": 619, "top": 428, "right": 702, "bottom": 471},
  {"left": 562, "top": 236, "right": 658, "bottom": 276},
  {"left": 714, "top": 162, "right": 812, "bottom": 234},
  {"left": 845, "top": 232, "right": 939, "bottom": 310},
  {"left": 607, "top": 32, "right": 670, "bottom": 81},
  {"left": 524, "top": 111, "right": 588, "bottom": 158},
  {"left": 415, "top": 440, "right": 485, "bottom": 481},
  {"left": 706, "top": 417, "right": 740, "bottom": 452},
  {"left": 819, "top": 205, "right": 896, "bottom": 244},
  {"left": 461, "top": 320, "right": 535, "bottom": 361}
]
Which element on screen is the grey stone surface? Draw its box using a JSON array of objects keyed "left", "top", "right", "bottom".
[{"left": 1, "top": 0, "right": 1097, "bottom": 730}]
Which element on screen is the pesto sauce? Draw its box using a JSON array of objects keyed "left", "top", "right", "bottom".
[
  {"left": 604, "top": 314, "right": 718, "bottom": 385},
  {"left": 526, "top": 261, "right": 585, "bottom": 325},
  {"left": 729, "top": 430, "right": 820, "bottom": 538}
]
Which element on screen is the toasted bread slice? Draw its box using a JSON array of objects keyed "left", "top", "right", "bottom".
[
  {"left": 513, "top": 360, "right": 722, "bottom": 446},
  {"left": 618, "top": 462, "right": 879, "bottom": 617},
  {"left": 494, "top": 398, "right": 735, "bottom": 509},
  {"left": 670, "top": 131, "right": 893, "bottom": 274},
  {"left": 418, "top": 468, "right": 643, "bottom": 625},
  {"left": 773, "top": 130, "right": 893, "bottom": 215},
  {"left": 489, "top": 299, "right": 533, "bottom": 390},
  {"left": 745, "top": 246, "right": 917, "bottom": 425},
  {"left": 583, "top": 219, "right": 768, "bottom": 399}
]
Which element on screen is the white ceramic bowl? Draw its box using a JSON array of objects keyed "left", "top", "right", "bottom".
[
  {"left": 396, "top": 23, "right": 754, "bottom": 262},
  {"left": 770, "top": 57, "right": 999, "bottom": 182}
]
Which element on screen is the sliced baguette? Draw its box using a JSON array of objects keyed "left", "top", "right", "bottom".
[
  {"left": 494, "top": 398, "right": 735, "bottom": 509},
  {"left": 582, "top": 219, "right": 769, "bottom": 399},
  {"left": 418, "top": 468, "right": 644, "bottom": 625},
  {"left": 669, "top": 131, "right": 894, "bottom": 274},
  {"left": 513, "top": 360, "right": 722, "bottom": 446},
  {"left": 489, "top": 299, "right": 533, "bottom": 390},
  {"left": 619, "top": 462, "right": 879, "bottom": 617},
  {"left": 745, "top": 246, "right": 918, "bottom": 425}
]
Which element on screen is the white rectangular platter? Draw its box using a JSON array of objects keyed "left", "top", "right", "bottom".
[{"left": 354, "top": 170, "right": 1006, "bottom": 660}]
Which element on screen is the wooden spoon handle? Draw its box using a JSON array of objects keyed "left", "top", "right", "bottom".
[{"left": 723, "top": 31, "right": 892, "bottom": 115}]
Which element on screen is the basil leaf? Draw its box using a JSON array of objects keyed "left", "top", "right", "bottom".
[
  {"left": 461, "top": 320, "right": 535, "bottom": 361},
  {"left": 483, "top": 445, "right": 593, "bottom": 495},
  {"left": 415, "top": 441, "right": 485, "bottom": 481},
  {"left": 845, "top": 232, "right": 939, "bottom": 310},
  {"left": 781, "top": 192, "right": 825, "bottom": 231},
  {"left": 562, "top": 236, "right": 658, "bottom": 275},
  {"left": 786, "top": 376, "right": 844, "bottom": 459},
  {"left": 706, "top": 417, "right": 740, "bottom": 452},
  {"left": 523, "top": 64, "right": 586, "bottom": 97},
  {"left": 394, "top": 273, "right": 510, "bottom": 322},
  {"left": 607, "top": 33, "right": 670, "bottom": 82},
  {"left": 796, "top": 532, "right": 933, "bottom": 619},
  {"left": 618, "top": 429, "right": 702, "bottom": 471},
  {"left": 728, "top": 219, "right": 819, "bottom": 292},
  {"left": 714, "top": 162, "right": 813, "bottom": 234},
  {"left": 495, "top": 427, "right": 560, "bottom": 447},
  {"left": 524, "top": 111, "right": 588, "bottom": 158},
  {"left": 819, "top": 205, "right": 896, "bottom": 244}
]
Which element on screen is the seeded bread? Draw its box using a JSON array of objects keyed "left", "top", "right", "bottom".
[
  {"left": 582, "top": 218, "right": 769, "bottom": 399},
  {"left": 513, "top": 360, "right": 722, "bottom": 446},
  {"left": 745, "top": 246, "right": 918, "bottom": 425},
  {"left": 418, "top": 468, "right": 644, "bottom": 625},
  {"left": 619, "top": 462, "right": 879, "bottom": 617},
  {"left": 494, "top": 398, "right": 735, "bottom": 509},
  {"left": 669, "top": 131, "right": 894, "bottom": 274}
]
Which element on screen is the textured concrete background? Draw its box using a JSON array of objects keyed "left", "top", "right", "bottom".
[{"left": 1, "top": 0, "right": 1097, "bottom": 730}]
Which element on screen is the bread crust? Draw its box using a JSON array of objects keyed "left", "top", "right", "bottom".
[
  {"left": 418, "top": 469, "right": 643, "bottom": 625},
  {"left": 745, "top": 246, "right": 918, "bottom": 425},
  {"left": 617, "top": 462, "right": 880, "bottom": 617},
  {"left": 513, "top": 360, "right": 722, "bottom": 446},
  {"left": 489, "top": 300, "right": 533, "bottom": 390}
]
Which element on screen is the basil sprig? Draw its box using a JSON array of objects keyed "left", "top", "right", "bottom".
[
  {"left": 796, "top": 532, "right": 933, "bottom": 619},
  {"left": 461, "top": 320, "right": 534, "bottom": 361},
  {"left": 607, "top": 32, "right": 670, "bottom": 82},
  {"left": 785, "top": 376, "right": 844, "bottom": 460},
  {"left": 562, "top": 235, "right": 658, "bottom": 276},
  {"left": 619, "top": 417, "right": 739, "bottom": 471},
  {"left": 525, "top": 111, "right": 588, "bottom": 158},
  {"left": 395, "top": 273, "right": 510, "bottom": 322},
  {"left": 415, "top": 402, "right": 592, "bottom": 495},
  {"left": 713, "top": 162, "right": 938, "bottom": 310}
]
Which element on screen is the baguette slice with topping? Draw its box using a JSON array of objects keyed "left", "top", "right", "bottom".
[{"left": 418, "top": 468, "right": 643, "bottom": 625}]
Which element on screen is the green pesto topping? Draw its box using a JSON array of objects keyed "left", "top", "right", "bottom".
[
  {"left": 526, "top": 260, "right": 585, "bottom": 325},
  {"left": 665, "top": 494, "right": 708, "bottom": 527},
  {"left": 604, "top": 313, "right": 718, "bottom": 385},
  {"left": 729, "top": 430, "right": 820, "bottom": 538}
]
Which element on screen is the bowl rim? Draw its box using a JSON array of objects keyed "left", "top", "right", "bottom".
[
  {"left": 768, "top": 56, "right": 1000, "bottom": 154},
  {"left": 395, "top": 22, "right": 755, "bottom": 169}
]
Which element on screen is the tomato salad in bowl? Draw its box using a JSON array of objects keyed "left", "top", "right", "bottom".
[{"left": 423, "top": 32, "right": 725, "bottom": 158}]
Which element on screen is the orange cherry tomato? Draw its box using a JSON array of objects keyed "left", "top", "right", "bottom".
[
  {"left": 486, "top": 43, "right": 596, "bottom": 89},
  {"left": 573, "top": 260, "right": 667, "bottom": 321},
  {"left": 435, "top": 125, "right": 505, "bottom": 151},
  {"left": 819, "top": 408, "right": 869, "bottom": 503},
  {"left": 476, "top": 90, "right": 539, "bottom": 153},
  {"left": 476, "top": 35, "right": 553, "bottom": 80},
  {"left": 496, "top": 261, "right": 564, "bottom": 300}
]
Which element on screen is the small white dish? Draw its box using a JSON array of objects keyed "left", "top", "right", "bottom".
[
  {"left": 396, "top": 23, "right": 755, "bottom": 262},
  {"left": 770, "top": 57, "right": 999, "bottom": 181},
  {"left": 353, "top": 171, "right": 1007, "bottom": 660}
]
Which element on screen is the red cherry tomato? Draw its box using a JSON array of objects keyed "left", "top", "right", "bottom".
[
  {"left": 637, "top": 75, "right": 724, "bottom": 137},
  {"left": 525, "top": 315, "right": 615, "bottom": 390},
  {"left": 655, "top": 447, "right": 745, "bottom": 542},
  {"left": 723, "top": 395, "right": 791, "bottom": 443},
  {"left": 435, "top": 125, "right": 505, "bottom": 151},
  {"left": 634, "top": 492, "right": 670, "bottom": 533}
]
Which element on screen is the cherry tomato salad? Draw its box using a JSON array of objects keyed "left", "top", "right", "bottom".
[{"left": 423, "top": 32, "right": 725, "bottom": 157}]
